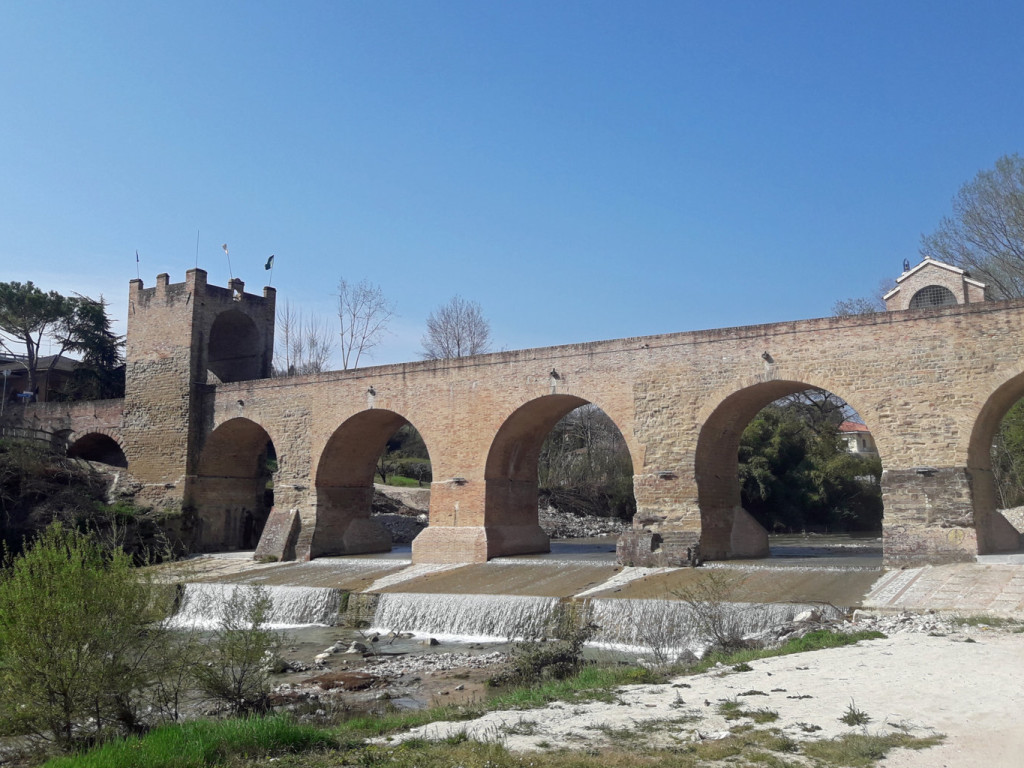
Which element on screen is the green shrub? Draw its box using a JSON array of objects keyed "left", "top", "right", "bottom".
[
  {"left": 489, "top": 602, "right": 596, "bottom": 687},
  {"left": 0, "top": 523, "right": 172, "bottom": 749},
  {"left": 191, "top": 585, "right": 282, "bottom": 715},
  {"left": 41, "top": 715, "right": 337, "bottom": 768}
]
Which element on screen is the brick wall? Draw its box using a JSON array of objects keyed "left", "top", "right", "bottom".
[{"left": 11, "top": 271, "right": 1024, "bottom": 569}]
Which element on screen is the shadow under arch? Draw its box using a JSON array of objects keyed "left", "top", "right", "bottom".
[
  {"left": 483, "top": 393, "right": 633, "bottom": 558},
  {"left": 67, "top": 432, "right": 128, "bottom": 468},
  {"left": 696, "top": 378, "right": 883, "bottom": 561},
  {"left": 191, "top": 417, "right": 275, "bottom": 551},
  {"left": 966, "top": 371, "right": 1024, "bottom": 554},
  {"left": 207, "top": 309, "right": 264, "bottom": 383},
  {"left": 311, "top": 409, "right": 425, "bottom": 558}
]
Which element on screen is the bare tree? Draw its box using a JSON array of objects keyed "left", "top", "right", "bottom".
[
  {"left": 337, "top": 278, "right": 395, "bottom": 370},
  {"left": 920, "top": 153, "right": 1024, "bottom": 299},
  {"left": 831, "top": 278, "right": 895, "bottom": 317},
  {"left": 274, "top": 300, "right": 333, "bottom": 376},
  {"left": 420, "top": 295, "right": 491, "bottom": 359}
]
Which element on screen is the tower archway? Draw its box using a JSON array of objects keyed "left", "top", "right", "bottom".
[{"left": 207, "top": 309, "right": 265, "bottom": 383}]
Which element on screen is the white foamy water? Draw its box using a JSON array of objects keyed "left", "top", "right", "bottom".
[
  {"left": 589, "top": 598, "right": 843, "bottom": 658},
  {"left": 167, "top": 583, "right": 343, "bottom": 629},
  {"left": 369, "top": 592, "right": 560, "bottom": 643}
]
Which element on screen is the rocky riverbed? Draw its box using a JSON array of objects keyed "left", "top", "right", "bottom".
[{"left": 372, "top": 484, "right": 626, "bottom": 544}]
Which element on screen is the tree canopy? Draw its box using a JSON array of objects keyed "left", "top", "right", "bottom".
[
  {"left": 420, "top": 295, "right": 491, "bottom": 359},
  {"left": 0, "top": 282, "right": 124, "bottom": 400},
  {"left": 738, "top": 391, "right": 882, "bottom": 533},
  {"left": 920, "top": 153, "right": 1024, "bottom": 299}
]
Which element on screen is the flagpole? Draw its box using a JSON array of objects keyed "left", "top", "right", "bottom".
[
  {"left": 265, "top": 254, "right": 276, "bottom": 286},
  {"left": 223, "top": 243, "right": 233, "bottom": 279},
  {"left": 135, "top": 250, "right": 141, "bottom": 280},
  {"left": 195, "top": 229, "right": 200, "bottom": 269}
]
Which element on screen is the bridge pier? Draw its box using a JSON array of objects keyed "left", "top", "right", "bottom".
[{"left": 306, "top": 486, "right": 392, "bottom": 558}]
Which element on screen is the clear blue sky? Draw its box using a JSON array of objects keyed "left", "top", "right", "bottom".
[{"left": 3, "top": 1, "right": 1022, "bottom": 366}]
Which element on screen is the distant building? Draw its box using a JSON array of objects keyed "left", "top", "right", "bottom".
[
  {"left": 884, "top": 257, "right": 987, "bottom": 311},
  {"left": 1, "top": 353, "right": 80, "bottom": 403},
  {"left": 840, "top": 420, "right": 877, "bottom": 455}
]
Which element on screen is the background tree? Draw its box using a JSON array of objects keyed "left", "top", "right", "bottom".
[
  {"left": 274, "top": 300, "right": 334, "bottom": 376},
  {"left": 831, "top": 278, "right": 896, "bottom": 317},
  {"left": 375, "top": 424, "right": 432, "bottom": 486},
  {"left": 992, "top": 399, "right": 1024, "bottom": 509},
  {"left": 420, "top": 295, "right": 491, "bottom": 359},
  {"left": 738, "top": 390, "right": 882, "bottom": 533},
  {"left": 920, "top": 153, "right": 1024, "bottom": 299},
  {"left": 538, "top": 404, "right": 635, "bottom": 519},
  {"left": 337, "top": 278, "right": 395, "bottom": 370},
  {"left": 0, "top": 283, "right": 125, "bottom": 401},
  {"left": 58, "top": 295, "right": 125, "bottom": 400}
]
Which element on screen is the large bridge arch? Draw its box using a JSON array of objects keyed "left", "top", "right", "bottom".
[
  {"left": 695, "top": 376, "right": 886, "bottom": 560},
  {"left": 189, "top": 416, "right": 276, "bottom": 551},
  {"left": 967, "top": 369, "right": 1024, "bottom": 554},
  {"left": 481, "top": 393, "right": 589, "bottom": 558},
  {"left": 309, "top": 408, "right": 428, "bottom": 558}
]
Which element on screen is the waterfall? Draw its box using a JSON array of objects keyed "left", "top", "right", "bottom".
[
  {"left": 590, "top": 599, "right": 843, "bottom": 658},
  {"left": 167, "top": 583, "right": 343, "bottom": 629},
  {"left": 369, "top": 593, "right": 560, "bottom": 642}
]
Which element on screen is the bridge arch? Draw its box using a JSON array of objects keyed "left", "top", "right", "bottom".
[
  {"left": 191, "top": 416, "right": 276, "bottom": 551},
  {"left": 207, "top": 309, "right": 265, "bottom": 383},
  {"left": 482, "top": 393, "right": 637, "bottom": 557},
  {"left": 967, "top": 369, "right": 1024, "bottom": 554},
  {"left": 695, "top": 377, "right": 885, "bottom": 560},
  {"left": 66, "top": 429, "right": 128, "bottom": 468},
  {"left": 311, "top": 408, "right": 430, "bottom": 557}
]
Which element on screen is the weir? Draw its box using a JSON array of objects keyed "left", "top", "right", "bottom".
[
  {"left": 369, "top": 593, "right": 561, "bottom": 642},
  {"left": 168, "top": 583, "right": 344, "bottom": 629}
]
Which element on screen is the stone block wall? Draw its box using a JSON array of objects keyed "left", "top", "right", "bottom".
[{"left": 14, "top": 270, "right": 1024, "bottom": 569}]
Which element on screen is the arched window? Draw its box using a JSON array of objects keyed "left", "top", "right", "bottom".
[{"left": 909, "top": 285, "right": 957, "bottom": 309}]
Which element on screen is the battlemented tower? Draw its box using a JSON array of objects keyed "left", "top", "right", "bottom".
[{"left": 123, "top": 269, "right": 275, "bottom": 512}]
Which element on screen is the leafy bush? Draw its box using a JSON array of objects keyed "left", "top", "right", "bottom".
[
  {"left": 191, "top": 586, "right": 282, "bottom": 715},
  {"left": 489, "top": 602, "right": 596, "bottom": 687},
  {"left": 0, "top": 523, "right": 173, "bottom": 749}
]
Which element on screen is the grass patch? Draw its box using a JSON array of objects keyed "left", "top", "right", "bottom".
[
  {"left": 802, "top": 732, "right": 944, "bottom": 767},
  {"left": 951, "top": 614, "right": 1024, "bottom": 629},
  {"left": 839, "top": 700, "right": 871, "bottom": 726},
  {"left": 382, "top": 474, "right": 424, "bottom": 487},
  {"left": 42, "top": 715, "right": 338, "bottom": 768},
  {"left": 685, "top": 629, "right": 885, "bottom": 675},
  {"left": 487, "top": 665, "right": 659, "bottom": 710},
  {"left": 717, "top": 700, "right": 778, "bottom": 723}
]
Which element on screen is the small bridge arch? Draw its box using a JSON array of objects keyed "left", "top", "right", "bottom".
[{"left": 66, "top": 429, "right": 128, "bottom": 468}]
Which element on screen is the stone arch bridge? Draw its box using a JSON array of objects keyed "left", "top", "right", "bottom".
[{"left": 9, "top": 267, "right": 1024, "bottom": 568}]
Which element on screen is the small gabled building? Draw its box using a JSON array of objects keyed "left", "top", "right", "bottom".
[{"left": 884, "top": 257, "right": 987, "bottom": 311}]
